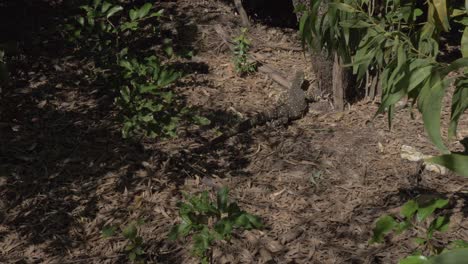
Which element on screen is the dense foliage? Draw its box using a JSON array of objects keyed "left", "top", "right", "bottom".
[
  {"left": 63, "top": 0, "right": 208, "bottom": 139},
  {"left": 169, "top": 187, "right": 263, "bottom": 264},
  {"left": 299, "top": 0, "right": 468, "bottom": 176}
]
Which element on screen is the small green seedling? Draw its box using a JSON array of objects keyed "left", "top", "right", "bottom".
[
  {"left": 370, "top": 196, "right": 468, "bottom": 263},
  {"left": 233, "top": 28, "right": 257, "bottom": 75},
  {"left": 169, "top": 187, "right": 262, "bottom": 264},
  {"left": 370, "top": 197, "right": 449, "bottom": 248},
  {"left": 102, "top": 220, "right": 146, "bottom": 264}
]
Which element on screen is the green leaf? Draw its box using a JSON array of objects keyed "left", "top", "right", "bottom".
[
  {"left": 417, "top": 74, "right": 449, "bottom": 153},
  {"left": 370, "top": 215, "right": 397, "bottom": 244},
  {"left": 125, "top": 243, "right": 135, "bottom": 251},
  {"left": 102, "top": 226, "right": 117, "bottom": 237},
  {"left": 137, "top": 3, "right": 153, "bottom": 19},
  {"left": 129, "top": 9, "right": 138, "bottom": 21},
  {"left": 214, "top": 219, "right": 233, "bottom": 238},
  {"left": 150, "top": 9, "right": 164, "bottom": 18},
  {"left": 122, "top": 223, "right": 138, "bottom": 240},
  {"left": 192, "top": 227, "right": 215, "bottom": 257},
  {"left": 106, "top": 5, "right": 123, "bottom": 19},
  {"left": 441, "top": 58, "right": 468, "bottom": 76},
  {"left": 168, "top": 220, "right": 192, "bottom": 240},
  {"left": 193, "top": 115, "right": 211, "bottom": 126},
  {"left": 77, "top": 17, "right": 85, "bottom": 26},
  {"left": 428, "top": 248, "right": 468, "bottom": 264},
  {"left": 128, "top": 252, "right": 137, "bottom": 261},
  {"left": 432, "top": 216, "right": 450, "bottom": 232},
  {"left": 414, "top": 237, "right": 427, "bottom": 245},
  {"left": 408, "top": 61, "right": 432, "bottom": 92},
  {"left": 416, "top": 198, "right": 449, "bottom": 222},
  {"left": 329, "top": 2, "right": 356, "bottom": 13},
  {"left": 234, "top": 213, "right": 251, "bottom": 228},
  {"left": 245, "top": 213, "right": 263, "bottom": 229},
  {"left": 401, "top": 200, "right": 418, "bottom": 219},
  {"left": 462, "top": 27, "right": 468, "bottom": 58},
  {"left": 395, "top": 220, "right": 412, "bottom": 234},
  {"left": 450, "top": 240, "right": 468, "bottom": 249},
  {"left": 101, "top": 2, "right": 111, "bottom": 13},
  {"left": 431, "top": 0, "right": 450, "bottom": 31},
  {"left": 339, "top": 19, "right": 372, "bottom": 28},
  {"left": 427, "top": 154, "right": 468, "bottom": 177},
  {"left": 93, "top": 0, "right": 102, "bottom": 9},
  {"left": 449, "top": 79, "right": 468, "bottom": 138}
]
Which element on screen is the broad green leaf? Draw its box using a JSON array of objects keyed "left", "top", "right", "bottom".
[
  {"left": 139, "top": 84, "right": 158, "bottom": 93},
  {"left": 137, "top": 3, "right": 153, "bottom": 19},
  {"left": 129, "top": 9, "right": 138, "bottom": 21},
  {"left": 450, "top": 240, "right": 468, "bottom": 249},
  {"left": 192, "top": 227, "right": 215, "bottom": 257},
  {"left": 150, "top": 9, "right": 164, "bottom": 18},
  {"left": 414, "top": 237, "right": 427, "bottom": 245},
  {"left": 401, "top": 200, "right": 418, "bottom": 219},
  {"left": 77, "top": 17, "right": 85, "bottom": 26},
  {"left": 452, "top": 9, "right": 466, "bottom": 17},
  {"left": 125, "top": 243, "right": 135, "bottom": 251},
  {"left": 462, "top": 27, "right": 468, "bottom": 58},
  {"left": 416, "top": 198, "right": 449, "bottom": 222},
  {"left": 106, "top": 5, "right": 123, "bottom": 19},
  {"left": 101, "top": 226, "right": 116, "bottom": 237},
  {"left": 396, "top": 220, "right": 412, "bottom": 234},
  {"left": 448, "top": 79, "right": 468, "bottom": 138},
  {"left": 192, "top": 115, "right": 211, "bottom": 126},
  {"left": 329, "top": 2, "right": 357, "bottom": 13},
  {"left": 168, "top": 220, "right": 192, "bottom": 240},
  {"left": 370, "top": 215, "right": 397, "bottom": 244},
  {"left": 101, "top": 2, "right": 111, "bottom": 13},
  {"left": 428, "top": 248, "right": 468, "bottom": 264},
  {"left": 122, "top": 223, "right": 138, "bottom": 240},
  {"left": 417, "top": 75, "right": 449, "bottom": 153},
  {"left": 408, "top": 60, "right": 433, "bottom": 92},
  {"left": 93, "top": 0, "right": 102, "bottom": 9},
  {"left": 431, "top": 0, "right": 450, "bottom": 31},
  {"left": 441, "top": 58, "right": 468, "bottom": 76},
  {"left": 128, "top": 252, "right": 136, "bottom": 261},
  {"left": 340, "top": 19, "right": 372, "bottom": 28},
  {"left": 399, "top": 255, "right": 429, "bottom": 264},
  {"left": 432, "top": 216, "right": 449, "bottom": 232},
  {"left": 214, "top": 219, "right": 233, "bottom": 238},
  {"left": 427, "top": 154, "right": 468, "bottom": 177},
  {"left": 245, "top": 213, "right": 263, "bottom": 228}
]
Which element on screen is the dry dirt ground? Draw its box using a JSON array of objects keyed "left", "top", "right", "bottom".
[{"left": 1, "top": 0, "right": 468, "bottom": 263}]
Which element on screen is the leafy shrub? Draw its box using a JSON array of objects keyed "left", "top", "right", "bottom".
[
  {"left": 371, "top": 196, "right": 468, "bottom": 263},
  {"left": 115, "top": 56, "right": 183, "bottom": 138},
  {"left": 299, "top": 0, "right": 468, "bottom": 175},
  {"left": 63, "top": 1, "right": 209, "bottom": 139},
  {"left": 102, "top": 220, "right": 146, "bottom": 264},
  {"left": 233, "top": 28, "right": 257, "bottom": 75},
  {"left": 169, "top": 187, "right": 263, "bottom": 264}
]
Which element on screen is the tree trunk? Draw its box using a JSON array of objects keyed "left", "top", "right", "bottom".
[{"left": 332, "top": 53, "right": 346, "bottom": 110}]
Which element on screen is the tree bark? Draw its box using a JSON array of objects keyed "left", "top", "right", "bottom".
[
  {"left": 233, "top": 0, "right": 250, "bottom": 28},
  {"left": 332, "top": 53, "right": 346, "bottom": 110}
]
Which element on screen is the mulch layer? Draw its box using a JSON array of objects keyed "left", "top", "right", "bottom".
[{"left": 1, "top": 0, "right": 468, "bottom": 263}]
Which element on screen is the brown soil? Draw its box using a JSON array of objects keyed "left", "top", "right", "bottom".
[{"left": 1, "top": 1, "right": 468, "bottom": 264}]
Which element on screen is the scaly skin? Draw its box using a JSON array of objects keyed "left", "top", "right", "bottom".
[{"left": 211, "top": 71, "right": 307, "bottom": 145}]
